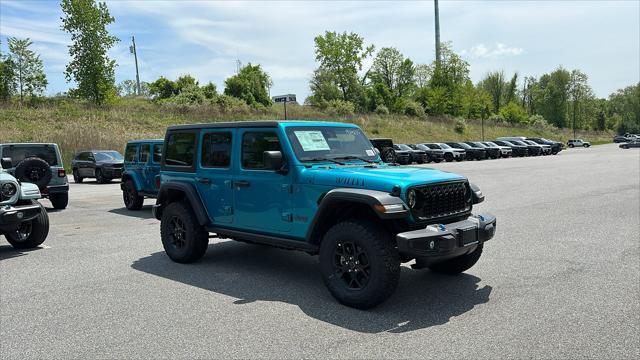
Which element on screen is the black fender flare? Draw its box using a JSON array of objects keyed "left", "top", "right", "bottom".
[
  {"left": 155, "top": 182, "right": 210, "bottom": 226},
  {"left": 305, "top": 188, "right": 408, "bottom": 244}
]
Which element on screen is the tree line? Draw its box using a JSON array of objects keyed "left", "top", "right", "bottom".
[{"left": 0, "top": 1, "right": 638, "bottom": 134}]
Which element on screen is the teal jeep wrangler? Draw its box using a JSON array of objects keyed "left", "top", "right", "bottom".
[
  {"left": 152, "top": 121, "right": 496, "bottom": 309},
  {"left": 1, "top": 158, "right": 50, "bottom": 249}
]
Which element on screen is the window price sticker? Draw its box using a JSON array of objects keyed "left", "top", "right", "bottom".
[{"left": 294, "top": 131, "right": 331, "bottom": 151}]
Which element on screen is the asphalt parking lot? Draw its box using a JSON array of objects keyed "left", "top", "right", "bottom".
[{"left": 1, "top": 144, "right": 638, "bottom": 359}]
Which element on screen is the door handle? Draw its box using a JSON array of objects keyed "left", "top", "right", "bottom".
[
  {"left": 234, "top": 180, "right": 250, "bottom": 188},
  {"left": 196, "top": 177, "right": 211, "bottom": 184}
]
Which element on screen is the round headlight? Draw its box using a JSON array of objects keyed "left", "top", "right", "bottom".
[
  {"left": 407, "top": 189, "right": 417, "bottom": 209},
  {"left": 1, "top": 183, "right": 17, "bottom": 198}
]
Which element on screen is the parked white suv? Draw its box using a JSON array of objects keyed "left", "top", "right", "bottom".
[{"left": 567, "top": 139, "right": 591, "bottom": 148}]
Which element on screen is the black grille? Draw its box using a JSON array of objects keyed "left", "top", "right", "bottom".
[{"left": 411, "top": 181, "right": 471, "bottom": 222}]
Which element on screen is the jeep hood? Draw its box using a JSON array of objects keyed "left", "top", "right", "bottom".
[{"left": 303, "top": 165, "right": 466, "bottom": 193}]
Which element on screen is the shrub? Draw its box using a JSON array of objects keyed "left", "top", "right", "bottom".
[
  {"left": 374, "top": 105, "right": 389, "bottom": 115},
  {"left": 402, "top": 100, "right": 425, "bottom": 118},
  {"left": 163, "top": 86, "right": 205, "bottom": 106},
  {"left": 454, "top": 117, "right": 467, "bottom": 134},
  {"left": 325, "top": 99, "right": 355, "bottom": 116},
  {"left": 215, "top": 94, "right": 250, "bottom": 113},
  {"left": 528, "top": 114, "right": 555, "bottom": 129},
  {"left": 499, "top": 102, "right": 528, "bottom": 124},
  {"left": 488, "top": 113, "right": 506, "bottom": 124}
]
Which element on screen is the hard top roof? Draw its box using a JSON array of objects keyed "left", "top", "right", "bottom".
[
  {"left": 126, "top": 139, "right": 164, "bottom": 144},
  {"left": 166, "top": 120, "right": 357, "bottom": 131}
]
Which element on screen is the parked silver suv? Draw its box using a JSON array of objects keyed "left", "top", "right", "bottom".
[
  {"left": 0, "top": 143, "right": 69, "bottom": 209},
  {"left": 0, "top": 158, "right": 50, "bottom": 249}
]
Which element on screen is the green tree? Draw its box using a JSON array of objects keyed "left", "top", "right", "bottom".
[
  {"left": 499, "top": 101, "right": 528, "bottom": 124},
  {"left": 426, "top": 42, "right": 470, "bottom": 116},
  {"left": 7, "top": 37, "right": 48, "bottom": 102},
  {"left": 224, "top": 63, "right": 272, "bottom": 107},
  {"left": 567, "top": 70, "right": 595, "bottom": 130},
  {"left": 61, "top": 0, "right": 119, "bottom": 104},
  {"left": 149, "top": 76, "right": 177, "bottom": 99},
  {"left": 370, "top": 47, "right": 415, "bottom": 98},
  {"left": 117, "top": 79, "right": 137, "bottom": 97},
  {"left": 0, "top": 40, "right": 15, "bottom": 101},
  {"left": 313, "top": 31, "right": 374, "bottom": 102},
  {"left": 479, "top": 70, "right": 505, "bottom": 113},
  {"left": 201, "top": 82, "right": 217, "bottom": 100},
  {"left": 607, "top": 83, "right": 640, "bottom": 133},
  {"left": 535, "top": 67, "right": 571, "bottom": 128},
  {"left": 175, "top": 75, "right": 198, "bottom": 92}
]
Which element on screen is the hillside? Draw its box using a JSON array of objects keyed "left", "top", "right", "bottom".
[{"left": 0, "top": 99, "right": 612, "bottom": 170}]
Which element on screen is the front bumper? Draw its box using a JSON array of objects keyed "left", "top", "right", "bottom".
[
  {"left": 396, "top": 213, "right": 496, "bottom": 259},
  {"left": 103, "top": 167, "right": 123, "bottom": 178},
  {"left": 0, "top": 202, "right": 42, "bottom": 228}
]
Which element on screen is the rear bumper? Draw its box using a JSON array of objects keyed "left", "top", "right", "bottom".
[
  {"left": 42, "top": 184, "right": 69, "bottom": 197},
  {"left": 396, "top": 213, "right": 496, "bottom": 259},
  {"left": 0, "top": 203, "right": 42, "bottom": 228}
]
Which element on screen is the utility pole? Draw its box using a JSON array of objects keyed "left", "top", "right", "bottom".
[
  {"left": 434, "top": 0, "right": 441, "bottom": 65},
  {"left": 283, "top": 98, "right": 288, "bottom": 120},
  {"left": 130, "top": 36, "right": 141, "bottom": 96}
]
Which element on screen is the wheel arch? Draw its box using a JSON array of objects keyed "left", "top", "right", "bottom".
[
  {"left": 122, "top": 171, "right": 143, "bottom": 191},
  {"left": 154, "top": 182, "right": 210, "bottom": 226}
]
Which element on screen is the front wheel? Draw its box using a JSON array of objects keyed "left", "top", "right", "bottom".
[
  {"left": 428, "top": 243, "right": 483, "bottom": 275},
  {"left": 319, "top": 220, "right": 400, "bottom": 309},
  {"left": 95, "top": 169, "right": 105, "bottom": 184},
  {"left": 50, "top": 193, "right": 68, "bottom": 209},
  {"left": 4, "top": 201, "right": 49, "bottom": 249},
  {"left": 123, "top": 180, "right": 144, "bottom": 210},
  {"left": 161, "top": 201, "right": 209, "bottom": 263},
  {"left": 73, "top": 169, "right": 83, "bottom": 183},
  {"left": 444, "top": 153, "right": 453, "bottom": 162},
  {"left": 583, "top": 144, "right": 589, "bottom": 148}
]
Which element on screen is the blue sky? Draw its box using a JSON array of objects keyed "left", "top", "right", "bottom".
[{"left": 1, "top": 0, "right": 638, "bottom": 101}]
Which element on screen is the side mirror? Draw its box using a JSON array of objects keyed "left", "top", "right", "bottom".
[
  {"left": 263, "top": 151, "right": 285, "bottom": 173},
  {"left": 1, "top": 157, "right": 12, "bottom": 169}
]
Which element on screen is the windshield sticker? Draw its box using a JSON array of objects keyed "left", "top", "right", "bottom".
[{"left": 294, "top": 131, "right": 330, "bottom": 151}]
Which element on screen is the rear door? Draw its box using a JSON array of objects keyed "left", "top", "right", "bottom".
[
  {"left": 124, "top": 143, "right": 140, "bottom": 184},
  {"left": 233, "top": 128, "right": 292, "bottom": 233},
  {"left": 195, "top": 129, "right": 235, "bottom": 224},
  {"left": 147, "top": 143, "right": 163, "bottom": 193},
  {"left": 139, "top": 144, "right": 154, "bottom": 192}
]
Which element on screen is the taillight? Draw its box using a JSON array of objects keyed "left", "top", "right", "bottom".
[
  {"left": 155, "top": 175, "right": 161, "bottom": 188},
  {"left": 58, "top": 169, "right": 66, "bottom": 177}
]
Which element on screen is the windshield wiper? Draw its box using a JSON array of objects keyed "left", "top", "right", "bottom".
[
  {"left": 305, "top": 157, "right": 346, "bottom": 165},
  {"left": 333, "top": 155, "right": 377, "bottom": 163}
]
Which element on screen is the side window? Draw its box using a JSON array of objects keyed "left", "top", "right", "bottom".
[
  {"left": 242, "top": 131, "right": 281, "bottom": 170},
  {"left": 125, "top": 144, "right": 137, "bottom": 162},
  {"left": 152, "top": 144, "right": 162, "bottom": 163},
  {"left": 139, "top": 144, "right": 150, "bottom": 163},
  {"left": 201, "top": 132, "right": 232, "bottom": 168},
  {"left": 165, "top": 132, "right": 196, "bottom": 167}
]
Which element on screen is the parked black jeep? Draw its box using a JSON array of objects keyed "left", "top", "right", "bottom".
[{"left": 71, "top": 150, "right": 124, "bottom": 183}]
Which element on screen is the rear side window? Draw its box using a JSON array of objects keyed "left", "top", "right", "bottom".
[
  {"left": 139, "top": 144, "right": 150, "bottom": 163},
  {"left": 125, "top": 144, "right": 137, "bottom": 162},
  {"left": 152, "top": 144, "right": 162, "bottom": 163},
  {"left": 165, "top": 132, "right": 196, "bottom": 167},
  {"left": 2, "top": 145, "right": 58, "bottom": 167},
  {"left": 242, "top": 131, "right": 281, "bottom": 170},
  {"left": 201, "top": 132, "right": 232, "bottom": 168}
]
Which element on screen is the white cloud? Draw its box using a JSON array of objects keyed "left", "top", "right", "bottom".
[{"left": 462, "top": 43, "right": 524, "bottom": 59}]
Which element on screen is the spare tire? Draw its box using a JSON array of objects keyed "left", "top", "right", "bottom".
[
  {"left": 381, "top": 147, "right": 397, "bottom": 163},
  {"left": 14, "top": 157, "right": 52, "bottom": 189}
]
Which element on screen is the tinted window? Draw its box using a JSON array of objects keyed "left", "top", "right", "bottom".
[
  {"left": 242, "top": 131, "right": 281, "bottom": 170},
  {"left": 202, "top": 132, "right": 232, "bottom": 168},
  {"left": 397, "top": 144, "right": 412, "bottom": 150},
  {"left": 139, "top": 144, "right": 150, "bottom": 163},
  {"left": 152, "top": 144, "right": 162, "bottom": 163},
  {"left": 2, "top": 145, "right": 58, "bottom": 167},
  {"left": 76, "top": 152, "right": 89, "bottom": 161},
  {"left": 94, "top": 151, "right": 123, "bottom": 161},
  {"left": 165, "top": 132, "right": 196, "bottom": 167},
  {"left": 125, "top": 144, "right": 138, "bottom": 162}
]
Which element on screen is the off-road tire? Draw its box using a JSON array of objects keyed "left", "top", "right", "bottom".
[
  {"left": 73, "top": 169, "right": 83, "bottom": 183},
  {"left": 444, "top": 153, "right": 454, "bottom": 162},
  {"left": 4, "top": 201, "right": 49, "bottom": 249},
  {"left": 14, "top": 157, "right": 52, "bottom": 189},
  {"left": 428, "top": 243, "right": 483, "bottom": 275},
  {"left": 123, "top": 180, "right": 144, "bottom": 210},
  {"left": 161, "top": 201, "right": 209, "bottom": 263},
  {"left": 319, "top": 220, "right": 401, "bottom": 309},
  {"left": 49, "top": 193, "right": 68, "bottom": 209},
  {"left": 381, "top": 147, "right": 397, "bottom": 164}
]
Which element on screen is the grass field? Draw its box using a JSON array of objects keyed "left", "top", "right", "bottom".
[{"left": 0, "top": 99, "right": 613, "bottom": 170}]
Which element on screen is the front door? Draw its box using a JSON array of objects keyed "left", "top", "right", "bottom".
[
  {"left": 139, "top": 144, "right": 155, "bottom": 192},
  {"left": 196, "top": 130, "right": 235, "bottom": 224},
  {"left": 233, "top": 129, "right": 292, "bottom": 233}
]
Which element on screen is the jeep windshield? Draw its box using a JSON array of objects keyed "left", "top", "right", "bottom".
[
  {"left": 2, "top": 145, "right": 58, "bottom": 167},
  {"left": 285, "top": 126, "right": 379, "bottom": 163}
]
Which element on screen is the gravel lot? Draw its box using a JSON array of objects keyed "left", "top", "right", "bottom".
[{"left": 1, "top": 144, "right": 638, "bottom": 359}]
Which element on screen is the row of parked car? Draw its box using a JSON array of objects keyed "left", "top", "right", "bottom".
[{"left": 370, "top": 136, "right": 565, "bottom": 164}]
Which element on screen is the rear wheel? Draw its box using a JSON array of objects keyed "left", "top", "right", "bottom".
[
  {"left": 319, "top": 220, "right": 400, "bottom": 309},
  {"left": 583, "top": 144, "right": 589, "bottom": 148},
  {"left": 49, "top": 193, "right": 68, "bottom": 209},
  {"left": 73, "top": 169, "right": 83, "bottom": 183},
  {"left": 428, "top": 244, "right": 483, "bottom": 275},
  {"left": 381, "top": 147, "right": 397, "bottom": 163},
  {"left": 123, "top": 180, "right": 144, "bottom": 210},
  {"left": 569, "top": 144, "right": 574, "bottom": 148},
  {"left": 4, "top": 201, "right": 49, "bottom": 249},
  {"left": 161, "top": 201, "right": 209, "bottom": 263}
]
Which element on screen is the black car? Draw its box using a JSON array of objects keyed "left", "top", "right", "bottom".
[
  {"left": 466, "top": 142, "right": 499, "bottom": 159},
  {"left": 446, "top": 142, "right": 487, "bottom": 160},
  {"left": 409, "top": 144, "right": 445, "bottom": 163},
  {"left": 370, "top": 138, "right": 410, "bottom": 164},
  {"left": 71, "top": 150, "right": 124, "bottom": 183},
  {"left": 397, "top": 144, "right": 427, "bottom": 164},
  {"left": 494, "top": 140, "right": 529, "bottom": 157},
  {"left": 620, "top": 141, "right": 640, "bottom": 149},
  {"left": 526, "top": 137, "right": 563, "bottom": 154},
  {"left": 509, "top": 140, "right": 542, "bottom": 156}
]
